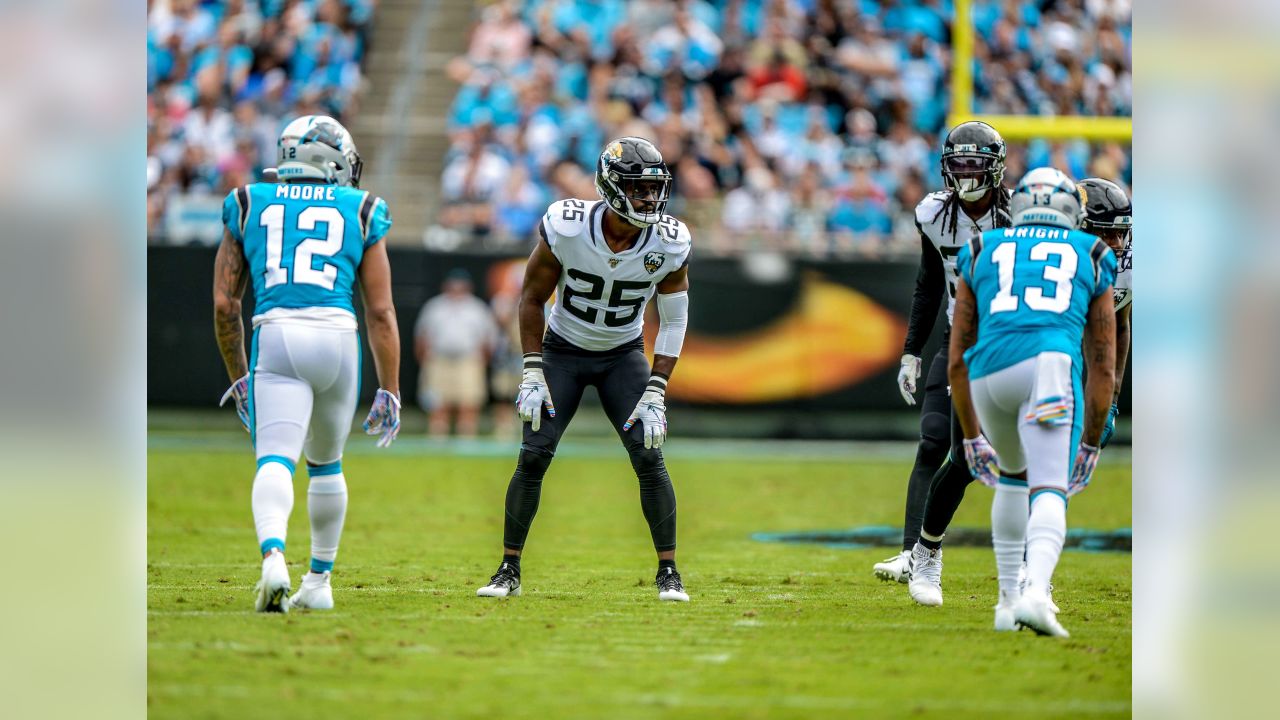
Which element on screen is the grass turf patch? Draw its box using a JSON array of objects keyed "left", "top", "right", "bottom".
[{"left": 148, "top": 443, "right": 1130, "bottom": 719}]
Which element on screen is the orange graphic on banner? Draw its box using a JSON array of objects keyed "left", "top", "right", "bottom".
[{"left": 646, "top": 273, "right": 905, "bottom": 404}]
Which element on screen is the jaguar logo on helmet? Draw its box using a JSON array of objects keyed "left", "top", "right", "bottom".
[
  {"left": 644, "top": 251, "right": 665, "bottom": 274},
  {"left": 606, "top": 141, "right": 624, "bottom": 160}
]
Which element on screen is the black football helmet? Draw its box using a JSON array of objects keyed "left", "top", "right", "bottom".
[
  {"left": 595, "top": 137, "right": 672, "bottom": 227},
  {"left": 1078, "top": 177, "right": 1132, "bottom": 250},
  {"left": 941, "top": 121, "right": 1006, "bottom": 202}
]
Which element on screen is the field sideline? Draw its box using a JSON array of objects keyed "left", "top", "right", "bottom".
[{"left": 148, "top": 432, "right": 1131, "bottom": 719}]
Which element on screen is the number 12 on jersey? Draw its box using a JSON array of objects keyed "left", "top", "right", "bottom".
[
  {"left": 260, "top": 204, "right": 345, "bottom": 291},
  {"left": 988, "top": 241, "right": 1077, "bottom": 315}
]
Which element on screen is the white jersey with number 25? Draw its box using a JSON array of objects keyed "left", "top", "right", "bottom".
[{"left": 542, "top": 198, "right": 692, "bottom": 352}]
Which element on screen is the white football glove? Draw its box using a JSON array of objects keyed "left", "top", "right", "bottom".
[
  {"left": 963, "top": 435, "right": 1000, "bottom": 488},
  {"left": 624, "top": 387, "right": 668, "bottom": 449},
  {"left": 897, "top": 354, "right": 922, "bottom": 405},
  {"left": 363, "top": 389, "right": 401, "bottom": 448},
  {"left": 1069, "top": 443, "right": 1100, "bottom": 497},
  {"left": 219, "top": 375, "right": 250, "bottom": 432},
  {"left": 516, "top": 367, "right": 556, "bottom": 432}
]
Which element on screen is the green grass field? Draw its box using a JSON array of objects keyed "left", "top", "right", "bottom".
[{"left": 148, "top": 429, "right": 1131, "bottom": 719}]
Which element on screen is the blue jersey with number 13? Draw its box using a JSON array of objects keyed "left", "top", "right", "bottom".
[
  {"left": 221, "top": 182, "right": 392, "bottom": 318},
  {"left": 958, "top": 224, "right": 1116, "bottom": 380}
]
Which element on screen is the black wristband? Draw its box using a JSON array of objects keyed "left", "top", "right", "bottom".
[
  {"left": 646, "top": 374, "right": 668, "bottom": 392},
  {"left": 522, "top": 353, "right": 543, "bottom": 371}
]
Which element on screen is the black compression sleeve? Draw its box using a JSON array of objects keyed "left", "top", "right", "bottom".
[{"left": 903, "top": 226, "right": 945, "bottom": 357}]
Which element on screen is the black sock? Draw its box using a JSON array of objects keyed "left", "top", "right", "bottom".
[
  {"left": 501, "top": 553, "right": 521, "bottom": 573},
  {"left": 919, "top": 535, "right": 943, "bottom": 551},
  {"left": 658, "top": 558, "right": 676, "bottom": 572}
]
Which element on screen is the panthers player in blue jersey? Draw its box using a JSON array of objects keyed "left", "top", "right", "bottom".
[
  {"left": 212, "top": 115, "right": 403, "bottom": 613},
  {"left": 948, "top": 168, "right": 1117, "bottom": 637}
]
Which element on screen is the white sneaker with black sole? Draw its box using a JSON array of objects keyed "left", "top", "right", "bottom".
[
  {"left": 907, "top": 542, "right": 943, "bottom": 606},
  {"left": 254, "top": 549, "right": 291, "bottom": 613},
  {"left": 656, "top": 567, "right": 689, "bottom": 601},
  {"left": 476, "top": 562, "right": 521, "bottom": 598},
  {"left": 289, "top": 571, "right": 334, "bottom": 610},
  {"left": 872, "top": 549, "right": 912, "bottom": 583},
  {"left": 1015, "top": 586, "right": 1069, "bottom": 637}
]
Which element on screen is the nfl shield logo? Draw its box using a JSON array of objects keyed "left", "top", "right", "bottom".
[
  {"left": 608, "top": 258, "right": 620, "bottom": 268},
  {"left": 643, "top": 251, "right": 664, "bottom": 274}
]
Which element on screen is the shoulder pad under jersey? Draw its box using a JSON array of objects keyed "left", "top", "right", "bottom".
[
  {"left": 653, "top": 214, "right": 692, "bottom": 253},
  {"left": 914, "top": 191, "right": 950, "bottom": 225},
  {"left": 543, "top": 198, "right": 593, "bottom": 240}
]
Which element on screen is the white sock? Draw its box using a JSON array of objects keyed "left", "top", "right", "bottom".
[
  {"left": 252, "top": 460, "right": 295, "bottom": 553},
  {"left": 307, "top": 472, "right": 348, "bottom": 574},
  {"left": 1025, "top": 492, "right": 1067, "bottom": 595},
  {"left": 991, "top": 482, "right": 1029, "bottom": 598}
]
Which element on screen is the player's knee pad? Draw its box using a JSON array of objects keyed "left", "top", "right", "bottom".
[
  {"left": 515, "top": 447, "right": 553, "bottom": 482},
  {"left": 917, "top": 412, "right": 950, "bottom": 462},
  {"left": 628, "top": 448, "right": 668, "bottom": 481}
]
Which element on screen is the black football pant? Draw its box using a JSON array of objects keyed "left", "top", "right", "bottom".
[
  {"left": 502, "top": 331, "right": 677, "bottom": 553},
  {"left": 900, "top": 343, "right": 974, "bottom": 550}
]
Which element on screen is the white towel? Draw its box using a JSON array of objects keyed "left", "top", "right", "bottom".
[{"left": 1024, "top": 351, "right": 1074, "bottom": 427}]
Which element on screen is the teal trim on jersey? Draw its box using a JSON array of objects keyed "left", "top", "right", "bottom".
[
  {"left": 260, "top": 538, "right": 285, "bottom": 555},
  {"left": 307, "top": 460, "right": 343, "bottom": 477},
  {"left": 248, "top": 327, "right": 260, "bottom": 449},
  {"left": 997, "top": 475, "right": 1028, "bottom": 487},
  {"left": 257, "top": 455, "right": 296, "bottom": 474},
  {"left": 1030, "top": 487, "right": 1068, "bottom": 504},
  {"left": 310, "top": 558, "right": 335, "bottom": 573},
  {"left": 1067, "top": 364, "right": 1085, "bottom": 493}
]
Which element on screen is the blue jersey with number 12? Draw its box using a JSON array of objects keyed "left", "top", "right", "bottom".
[
  {"left": 221, "top": 182, "right": 392, "bottom": 319},
  {"left": 958, "top": 224, "right": 1116, "bottom": 380}
]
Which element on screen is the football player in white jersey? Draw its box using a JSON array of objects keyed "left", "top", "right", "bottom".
[
  {"left": 213, "top": 116, "right": 402, "bottom": 613},
  {"left": 476, "top": 137, "right": 693, "bottom": 602},
  {"left": 1077, "top": 178, "right": 1133, "bottom": 447},
  {"left": 872, "top": 121, "right": 1015, "bottom": 607}
]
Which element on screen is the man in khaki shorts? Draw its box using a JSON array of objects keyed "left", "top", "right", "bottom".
[{"left": 414, "top": 269, "right": 498, "bottom": 437}]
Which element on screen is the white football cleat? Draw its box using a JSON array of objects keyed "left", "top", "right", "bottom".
[
  {"left": 907, "top": 543, "right": 943, "bottom": 606},
  {"left": 873, "top": 550, "right": 912, "bottom": 583},
  {"left": 994, "top": 590, "right": 1020, "bottom": 631},
  {"left": 656, "top": 567, "right": 689, "bottom": 602},
  {"left": 476, "top": 562, "right": 521, "bottom": 598},
  {"left": 1018, "top": 562, "right": 1060, "bottom": 613},
  {"left": 254, "top": 549, "right": 291, "bottom": 613},
  {"left": 1015, "top": 587, "right": 1070, "bottom": 637},
  {"left": 288, "top": 571, "right": 334, "bottom": 610}
]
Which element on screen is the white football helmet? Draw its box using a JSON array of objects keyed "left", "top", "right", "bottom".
[
  {"left": 1009, "top": 167, "right": 1083, "bottom": 229},
  {"left": 276, "top": 115, "right": 363, "bottom": 187}
]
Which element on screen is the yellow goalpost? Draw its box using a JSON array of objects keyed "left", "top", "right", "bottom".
[{"left": 947, "top": 0, "right": 1133, "bottom": 141}]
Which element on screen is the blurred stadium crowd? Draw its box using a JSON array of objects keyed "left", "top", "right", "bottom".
[
  {"left": 147, "top": 0, "right": 376, "bottom": 239},
  {"left": 146, "top": 0, "right": 1132, "bottom": 258}
]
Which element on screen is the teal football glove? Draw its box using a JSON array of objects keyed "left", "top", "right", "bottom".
[{"left": 1099, "top": 402, "right": 1120, "bottom": 448}]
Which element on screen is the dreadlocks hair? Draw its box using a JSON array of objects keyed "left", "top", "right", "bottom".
[{"left": 931, "top": 187, "right": 1013, "bottom": 238}]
